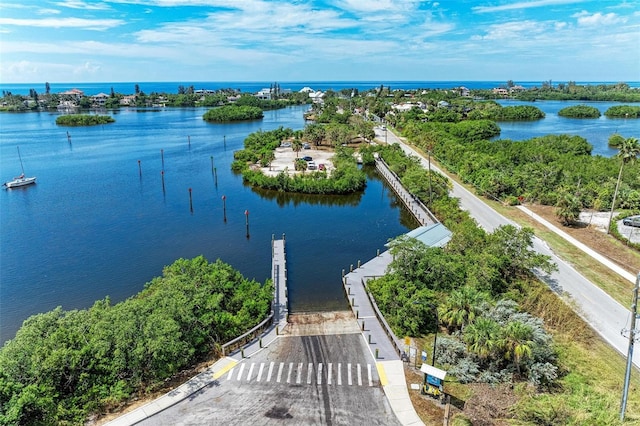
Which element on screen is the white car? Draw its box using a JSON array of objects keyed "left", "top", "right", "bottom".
[{"left": 307, "top": 161, "right": 317, "bottom": 170}]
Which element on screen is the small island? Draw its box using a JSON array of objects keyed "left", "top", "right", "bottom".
[
  {"left": 55, "top": 114, "right": 115, "bottom": 126},
  {"left": 203, "top": 105, "right": 264, "bottom": 122},
  {"left": 604, "top": 105, "right": 640, "bottom": 118},
  {"left": 557, "top": 105, "right": 601, "bottom": 118}
]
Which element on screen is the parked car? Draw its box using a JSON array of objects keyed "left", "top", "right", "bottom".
[
  {"left": 622, "top": 215, "right": 640, "bottom": 227},
  {"left": 280, "top": 142, "right": 291, "bottom": 148},
  {"left": 307, "top": 161, "right": 317, "bottom": 170},
  {"left": 302, "top": 156, "right": 313, "bottom": 162},
  {"left": 303, "top": 143, "right": 310, "bottom": 149},
  {"left": 318, "top": 163, "right": 325, "bottom": 171}
]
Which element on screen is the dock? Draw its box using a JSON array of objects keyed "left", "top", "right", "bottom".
[{"left": 272, "top": 235, "right": 288, "bottom": 325}]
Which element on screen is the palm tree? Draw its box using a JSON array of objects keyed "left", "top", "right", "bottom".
[
  {"left": 439, "top": 286, "right": 489, "bottom": 332},
  {"left": 463, "top": 317, "right": 500, "bottom": 360},
  {"left": 607, "top": 136, "right": 640, "bottom": 233},
  {"left": 498, "top": 321, "right": 534, "bottom": 374},
  {"left": 292, "top": 138, "right": 303, "bottom": 158}
]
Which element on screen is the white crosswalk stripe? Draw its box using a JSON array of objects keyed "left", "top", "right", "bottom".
[
  {"left": 296, "top": 363, "right": 303, "bottom": 384},
  {"left": 257, "top": 363, "right": 265, "bottom": 382},
  {"left": 225, "top": 362, "right": 377, "bottom": 387},
  {"left": 237, "top": 364, "right": 245, "bottom": 381},
  {"left": 266, "top": 362, "right": 274, "bottom": 382}
]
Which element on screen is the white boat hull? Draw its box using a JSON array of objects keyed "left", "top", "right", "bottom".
[{"left": 4, "top": 176, "right": 37, "bottom": 188}]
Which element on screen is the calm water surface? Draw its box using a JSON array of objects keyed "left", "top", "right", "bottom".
[
  {"left": 1, "top": 100, "right": 639, "bottom": 343},
  {"left": 0, "top": 106, "right": 414, "bottom": 343},
  {"left": 495, "top": 100, "right": 639, "bottom": 157}
]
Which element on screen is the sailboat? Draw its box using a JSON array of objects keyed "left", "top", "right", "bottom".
[{"left": 3, "top": 146, "right": 37, "bottom": 188}]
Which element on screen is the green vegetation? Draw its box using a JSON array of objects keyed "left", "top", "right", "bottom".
[
  {"left": 401, "top": 120, "right": 640, "bottom": 212},
  {"left": 232, "top": 127, "right": 366, "bottom": 195},
  {"left": 203, "top": 105, "right": 264, "bottom": 122},
  {"left": 55, "top": 114, "right": 115, "bottom": 126},
  {"left": 486, "top": 105, "right": 545, "bottom": 121},
  {"left": 364, "top": 144, "right": 640, "bottom": 423},
  {"left": 472, "top": 82, "right": 640, "bottom": 102},
  {"left": 0, "top": 256, "right": 273, "bottom": 425},
  {"left": 605, "top": 105, "right": 640, "bottom": 118},
  {"left": 558, "top": 105, "right": 601, "bottom": 118}
]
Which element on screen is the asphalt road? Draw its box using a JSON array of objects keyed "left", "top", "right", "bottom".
[
  {"left": 139, "top": 333, "right": 402, "bottom": 425},
  {"left": 374, "top": 127, "right": 639, "bottom": 368}
]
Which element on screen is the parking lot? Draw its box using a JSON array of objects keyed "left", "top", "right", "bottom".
[
  {"left": 261, "top": 145, "right": 335, "bottom": 177},
  {"left": 137, "top": 332, "right": 401, "bottom": 426}
]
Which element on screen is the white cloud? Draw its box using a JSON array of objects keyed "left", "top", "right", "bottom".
[
  {"left": 573, "top": 11, "right": 627, "bottom": 26},
  {"left": 52, "top": 1, "right": 112, "bottom": 10},
  {"left": 473, "top": 0, "right": 584, "bottom": 13},
  {"left": 474, "top": 20, "right": 547, "bottom": 41},
  {"left": 0, "top": 17, "right": 124, "bottom": 30},
  {"left": 36, "top": 8, "right": 62, "bottom": 15}
]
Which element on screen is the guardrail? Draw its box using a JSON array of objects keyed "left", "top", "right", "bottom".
[
  {"left": 361, "top": 276, "right": 406, "bottom": 359},
  {"left": 375, "top": 157, "right": 439, "bottom": 225},
  {"left": 221, "top": 312, "right": 274, "bottom": 356}
]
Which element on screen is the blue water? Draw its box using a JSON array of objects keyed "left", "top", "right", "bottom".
[
  {"left": 1, "top": 81, "right": 639, "bottom": 96},
  {"left": 1, "top": 97, "right": 639, "bottom": 344},
  {"left": 0, "top": 106, "right": 414, "bottom": 343},
  {"left": 495, "top": 100, "right": 640, "bottom": 157}
]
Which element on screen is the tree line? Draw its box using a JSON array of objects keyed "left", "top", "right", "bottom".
[{"left": 0, "top": 257, "right": 273, "bottom": 425}]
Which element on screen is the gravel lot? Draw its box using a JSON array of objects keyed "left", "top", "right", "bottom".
[{"left": 261, "top": 145, "right": 335, "bottom": 177}]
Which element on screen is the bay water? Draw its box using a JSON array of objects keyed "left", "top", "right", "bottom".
[{"left": 1, "top": 99, "right": 638, "bottom": 343}]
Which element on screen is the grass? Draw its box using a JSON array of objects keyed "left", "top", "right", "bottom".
[{"left": 395, "top": 139, "right": 640, "bottom": 423}]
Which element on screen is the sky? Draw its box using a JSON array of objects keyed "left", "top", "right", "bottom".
[{"left": 0, "top": 0, "right": 638, "bottom": 84}]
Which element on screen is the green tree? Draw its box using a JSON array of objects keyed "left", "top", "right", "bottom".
[
  {"left": 499, "top": 321, "right": 534, "bottom": 374},
  {"left": 555, "top": 192, "right": 582, "bottom": 226},
  {"left": 464, "top": 317, "right": 500, "bottom": 359},
  {"left": 607, "top": 136, "right": 640, "bottom": 232},
  {"left": 292, "top": 138, "right": 303, "bottom": 158},
  {"left": 439, "top": 286, "right": 490, "bottom": 332}
]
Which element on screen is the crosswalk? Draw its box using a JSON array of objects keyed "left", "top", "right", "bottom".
[{"left": 225, "top": 362, "right": 377, "bottom": 387}]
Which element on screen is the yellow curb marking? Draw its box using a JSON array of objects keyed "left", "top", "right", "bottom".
[
  {"left": 212, "top": 359, "right": 238, "bottom": 380},
  {"left": 376, "top": 363, "right": 388, "bottom": 386}
]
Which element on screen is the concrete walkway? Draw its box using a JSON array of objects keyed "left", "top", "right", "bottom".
[
  {"left": 517, "top": 206, "right": 637, "bottom": 284},
  {"left": 344, "top": 251, "right": 425, "bottom": 426}
]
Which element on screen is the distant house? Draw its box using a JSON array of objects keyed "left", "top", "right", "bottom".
[
  {"left": 457, "top": 86, "right": 470, "bottom": 97},
  {"left": 59, "top": 88, "right": 84, "bottom": 100},
  {"left": 437, "top": 100, "right": 450, "bottom": 108},
  {"left": 92, "top": 93, "right": 109, "bottom": 107},
  {"left": 509, "top": 85, "right": 526, "bottom": 93},
  {"left": 308, "top": 91, "right": 325, "bottom": 104},
  {"left": 492, "top": 87, "right": 509, "bottom": 96},
  {"left": 119, "top": 95, "right": 137, "bottom": 106},
  {"left": 299, "top": 87, "right": 314, "bottom": 93},
  {"left": 256, "top": 88, "right": 272, "bottom": 100}
]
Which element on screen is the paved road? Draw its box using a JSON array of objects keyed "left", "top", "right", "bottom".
[
  {"left": 374, "top": 127, "right": 639, "bottom": 368},
  {"left": 139, "top": 333, "right": 401, "bottom": 426}
]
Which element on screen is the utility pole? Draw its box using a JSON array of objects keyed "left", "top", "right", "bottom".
[{"left": 620, "top": 272, "right": 639, "bottom": 422}]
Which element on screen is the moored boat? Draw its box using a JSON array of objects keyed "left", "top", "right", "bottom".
[
  {"left": 4, "top": 174, "right": 37, "bottom": 188},
  {"left": 3, "top": 147, "right": 37, "bottom": 189}
]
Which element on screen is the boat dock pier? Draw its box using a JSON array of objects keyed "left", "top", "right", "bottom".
[
  {"left": 375, "top": 157, "right": 437, "bottom": 226},
  {"left": 272, "top": 234, "right": 288, "bottom": 325}
]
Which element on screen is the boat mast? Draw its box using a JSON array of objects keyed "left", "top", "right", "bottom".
[{"left": 17, "top": 146, "right": 25, "bottom": 175}]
